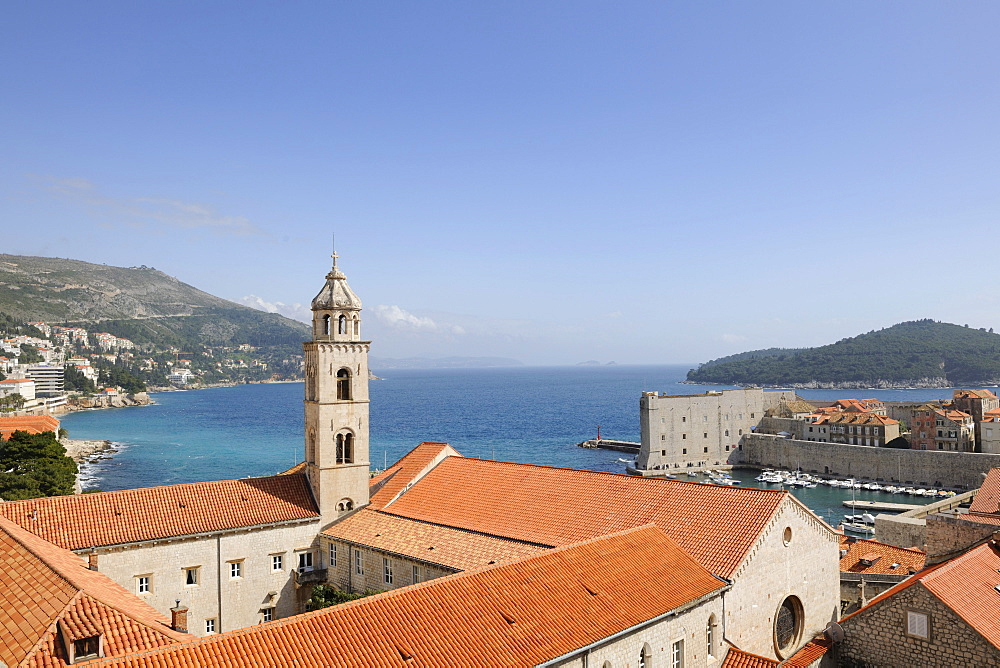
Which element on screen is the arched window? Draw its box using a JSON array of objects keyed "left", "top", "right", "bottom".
[
  {"left": 336, "top": 433, "right": 354, "bottom": 464},
  {"left": 322, "top": 314, "right": 331, "bottom": 336},
  {"left": 639, "top": 644, "right": 652, "bottom": 668},
  {"left": 774, "top": 595, "right": 804, "bottom": 658},
  {"left": 707, "top": 614, "right": 716, "bottom": 658},
  {"left": 337, "top": 498, "right": 353, "bottom": 512},
  {"left": 337, "top": 368, "right": 352, "bottom": 400},
  {"left": 338, "top": 315, "right": 347, "bottom": 334},
  {"left": 352, "top": 316, "right": 359, "bottom": 337}
]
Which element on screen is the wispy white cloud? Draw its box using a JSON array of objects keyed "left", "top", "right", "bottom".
[
  {"left": 373, "top": 305, "right": 465, "bottom": 335},
  {"left": 36, "top": 175, "right": 264, "bottom": 236},
  {"left": 239, "top": 295, "right": 311, "bottom": 322},
  {"left": 720, "top": 333, "right": 747, "bottom": 344}
]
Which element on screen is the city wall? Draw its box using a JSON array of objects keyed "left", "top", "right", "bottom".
[{"left": 739, "top": 434, "right": 999, "bottom": 490}]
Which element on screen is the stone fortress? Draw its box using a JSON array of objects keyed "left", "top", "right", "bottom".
[{"left": 0, "top": 253, "right": 850, "bottom": 666}]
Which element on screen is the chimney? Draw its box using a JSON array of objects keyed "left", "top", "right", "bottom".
[
  {"left": 170, "top": 601, "right": 188, "bottom": 633},
  {"left": 88, "top": 551, "right": 98, "bottom": 571}
]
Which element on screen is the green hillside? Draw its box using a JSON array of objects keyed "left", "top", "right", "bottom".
[{"left": 686, "top": 320, "right": 1000, "bottom": 387}]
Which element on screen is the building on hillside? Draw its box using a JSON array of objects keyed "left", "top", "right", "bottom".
[
  {"left": 636, "top": 387, "right": 796, "bottom": 471},
  {"left": 953, "top": 388, "right": 1000, "bottom": 445},
  {"left": 838, "top": 536, "right": 925, "bottom": 614},
  {"left": 0, "top": 377, "right": 35, "bottom": 401},
  {"left": 837, "top": 538, "right": 1000, "bottom": 666},
  {"left": 0, "top": 414, "right": 59, "bottom": 440},
  {"left": 26, "top": 362, "right": 65, "bottom": 397},
  {"left": 826, "top": 412, "right": 900, "bottom": 448},
  {"left": 166, "top": 368, "right": 196, "bottom": 386},
  {"left": 0, "top": 254, "right": 843, "bottom": 665}
]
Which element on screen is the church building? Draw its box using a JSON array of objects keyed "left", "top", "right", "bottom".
[{"left": 0, "top": 254, "right": 842, "bottom": 666}]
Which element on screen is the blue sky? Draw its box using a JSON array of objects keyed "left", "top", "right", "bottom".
[{"left": 3, "top": 2, "right": 1000, "bottom": 365}]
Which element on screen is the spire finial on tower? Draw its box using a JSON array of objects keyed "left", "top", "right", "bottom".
[{"left": 331, "top": 233, "right": 338, "bottom": 270}]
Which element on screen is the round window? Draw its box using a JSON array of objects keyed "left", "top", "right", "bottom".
[
  {"left": 783, "top": 527, "right": 793, "bottom": 546},
  {"left": 774, "top": 596, "right": 804, "bottom": 657}
]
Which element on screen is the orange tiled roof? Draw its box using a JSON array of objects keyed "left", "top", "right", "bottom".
[
  {"left": 934, "top": 408, "right": 972, "bottom": 423},
  {"left": 0, "top": 415, "right": 59, "bottom": 440},
  {"left": 0, "top": 517, "right": 191, "bottom": 667},
  {"left": 368, "top": 441, "right": 459, "bottom": 509},
  {"left": 826, "top": 413, "right": 898, "bottom": 426},
  {"left": 721, "top": 647, "right": 779, "bottom": 668},
  {"left": 955, "top": 389, "right": 998, "bottom": 400},
  {"left": 80, "top": 526, "right": 728, "bottom": 668},
  {"left": 380, "top": 455, "right": 798, "bottom": 577},
  {"left": 0, "top": 474, "right": 319, "bottom": 550},
  {"left": 839, "top": 536, "right": 925, "bottom": 575},
  {"left": 781, "top": 635, "right": 832, "bottom": 667},
  {"left": 322, "top": 508, "right": 547, "bottom": 570},
  {"left": 969, "top": 468, "right": 1000, "bottom": 515},
  {"left": 843, "top": 541, "right": 1000, "bottom": 650}
]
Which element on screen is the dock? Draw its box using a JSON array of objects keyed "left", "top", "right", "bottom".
[
  {"left": 842, "top": 500, "right": 921, "bottom": 512},
  {"left": 577, "top": 439, "right": 640, "bottom": 454}
]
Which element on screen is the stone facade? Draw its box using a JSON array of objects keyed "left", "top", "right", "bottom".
[
  {"left": 548, "top": 597, "right": 725, "bottom": 668},
  {"left": 723, "top": 496, "right": 841, "bottom": 660},
  {"left": 638, "top": 388, "right": 794, "bottom": 471},
  {"left": 322, "top": 537, "right": 456, "bottom": 593},
  {"left": 87, "top": 519, "right": 322, "bottom": 635},
  {"left": 838, "top": 581, "right": 1000, "bottom": 667}
]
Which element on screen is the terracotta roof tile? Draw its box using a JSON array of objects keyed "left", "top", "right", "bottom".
[
  {"left": 83, "top": 526, "right": 728, "bottom": 668},
  {"left": 781, "top": 635, "right": 832, "bottom": 667},
  {"left": 969, "top": 468, "right": 1000, "bottom": 515},
  {"left": 839, "top": 536, "right": 925, "bottom": 575},
  {"left": 368, "top": 442, "right": 458, "bottom": 510},
  {"left": 0, "top": 517, "right": 191, "bottom": 667},
  {"left": 0, "top": 415, "right": 60, "bottom": 440},
  {"left": 379, "top": 455, "right": 795, "bottom": 577},
  {"left": 722, "top": 647, "right": 779, "bottom": 668},
  {"left": 0, "top": 474, "right": 319, "bottom": 550},
  {"left": 322, "top": 509, "right": 547, "bottom": 570}
]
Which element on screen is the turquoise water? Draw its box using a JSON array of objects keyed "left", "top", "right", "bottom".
[{"left": 61, "top": 365, "right": 954, "bottom": 522}]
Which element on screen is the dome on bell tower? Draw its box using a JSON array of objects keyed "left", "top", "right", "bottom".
[{"left": 311, "top": 253, "right": 362, "bottom": 311}]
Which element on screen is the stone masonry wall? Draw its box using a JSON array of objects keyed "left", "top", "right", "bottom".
[
  {"left": 925, "top": 512, "right": 997, "bottom": 562},
  {"left": 741, "top": 434, "right": 1000, "bottom": 490},
  {"left": 324, "top": 538, "right": 454, "bottom": 594},
  {"left": 838, "top": 581, "right": 1000, "bottom": 667}
]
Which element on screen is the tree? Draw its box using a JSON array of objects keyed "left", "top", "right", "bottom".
[
  {"left": 17, "top": 345, "right": 44, "bottom": 364},
  {"left": 0, "top": 429, "right": 77, "bottom": 500},
  {"left": 0, "top": 393, "right": 26, "bottom": 413},
  {"left": 308, "top": 585, "right": 381, "bottom": 610},
  {"left": 64, "top": 365, "right": 96, "bottom": 394}
]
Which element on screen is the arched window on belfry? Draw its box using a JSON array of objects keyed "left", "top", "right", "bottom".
[
  {"left": 323, "top": 314, "right": 331, "bottom": 336},
  {"left": 352, "top": 316, "right": 359, "bottom": 337},
  {"left": 337, "top": 499, "right": 354, "bottom": 512},
  {"left": 336, "top": 433, "right": 354, "bottom": 464},
  {"left": 337, "top": 368, "right": 352, "bottom": 400},
  {"left": 338, "top": 315, "right": 347, "bottom": 334}
]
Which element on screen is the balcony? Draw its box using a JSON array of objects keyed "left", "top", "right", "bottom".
[{"left": 293, "top": 568, "right": 328, "bottom": 587}]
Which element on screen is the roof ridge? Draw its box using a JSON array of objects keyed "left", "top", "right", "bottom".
[
  {"left": 20, "top": 589, "right": 87, "bottom": 664},
  {"left": 373, "top": 508, "right": 557, "bottom": 549}
]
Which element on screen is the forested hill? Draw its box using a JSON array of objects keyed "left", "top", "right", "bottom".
[
  {"left": 686, "top": 320, "right": 1000, "bottom": 388},
  {"left": 0, "top": 254, "right": 308, "bottom": 350}
]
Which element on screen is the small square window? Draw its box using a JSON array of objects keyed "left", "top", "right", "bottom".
[
  {"left": 272, "top": 554, "right": 283, "bottom": 571},
  {"left": 262, "top": 607, "right": 274, "bottom": 622},
  {"left": 74, "top": 636, "right": 101, "bottom": 660},
  {"left": 298, "top": 551, "right": 314, "bottom": 572},
  {"left": 906, "top": 610, "right": 930, "bottom": 639},
  {"left": 661, "top": 449, "right": 666, "bottom": 456},
  {"left": 230, "top": 561, "right": 242, "bottom": 579},
  {"left": 682, "top": 434, "right": 687, "bottom": 440},
  {"left": 185, "top": 567, "right": 199, "bottom": 586},
  {"left": 682, "top": 448, "right": 687, "bottom": 455},
  {"left": 136, "top": 575, "right": 151, "bottom": 595},
  {"left": 205, "top": 619, "right": 216, "bottom": 634},
  {"left": 703, "top": 432, "right": 708, "bottom": 438},
  {"left": 330, "top": 543, "right": 338, "bottom": 567}
]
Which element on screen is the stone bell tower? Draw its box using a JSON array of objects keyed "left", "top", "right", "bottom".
[{"left": 303, "top": 252, "right": 370, "bottom": 525}]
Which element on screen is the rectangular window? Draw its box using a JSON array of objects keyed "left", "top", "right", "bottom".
[
  {"left": 205, "top": 619, "right": 216, "bottom": 634},
  {"left": 355, "top": 549, "right": 364, "bottom": 575},
  {"left": 74, "top": 636, "right": 101, "bottom": 660},
  {"left": 383, "top": 557, "right": 394, "bottom": 585},
  {"left": 703, "top": 415, "right": 707, "bottom": 422},
  {"left": 412, "top": 564, "right": 420, "bottom": 583},
  {"left": 682, "top": 448, "right": 687, "bottom": 455},
  {"left": 704, "top": 447, "right": 708, "bottom": 453},
  {"left": 136, "top": 575, "right": 151, "bottom": 595},
  {"left": 682, "top": 434, "right": 687, "bottom": 440},
  {"left": 703, "top": 432, "right": 708, "bottom": 438},
  {"left": 272, "top": 554, "right": 283, "bottom": 571},
  {"left": 229, "top": 561, "right": 242, "bottom": 579},
  {"left": 660, "top": 434, "right": 665, "bottom": 441},
  {"left": 672, "top": 639, "right": 684, "bottom": 668},
  {"left": 661, "top": 449, "right": 666, "bottom": 456},
  {"left": 185, "top": 567, "right": 199, "bottom": 586},
  {"left": 262, "top": 607, "right": 274, "bottom": 623},
  {"left": 750, "top": 413, "right": 755, "bottom": 419},
  {"left": 906, "top": 610, "right": 930, "bottom": 639},
  {"left": 330, "top": 543, "right": 338, "bottom": 567},
  {"left": 682, "top": 416, "right": 686, "bottom": 422},
  {"left": 298, "top": 551, "right": 314, "bottom": 572}
]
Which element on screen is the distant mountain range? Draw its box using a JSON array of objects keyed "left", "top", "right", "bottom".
[
  {"left": 0, "top": 254, "right": 308, "bottom": 351},
  {"left": 370, "top": 356, "right": 523, "bottom": 370},
  {"left": 686, "top": 320, "right": 1000, "bottom": 388}
]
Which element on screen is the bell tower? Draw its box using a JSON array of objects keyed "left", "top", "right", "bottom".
[{"left": 303, "top": 251, "right": 370, "bottom": 526}]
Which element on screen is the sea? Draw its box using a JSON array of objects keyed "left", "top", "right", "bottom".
[{"left": 60, "top": 364, "right": 966, "bottom": 527}]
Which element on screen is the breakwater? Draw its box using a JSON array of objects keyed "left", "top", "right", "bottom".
[{"left": 740, "top": 433, "right": 1000, "bottom": 491}]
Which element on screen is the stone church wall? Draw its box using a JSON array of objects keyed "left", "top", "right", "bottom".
[{"left": 323, "top": 538, "right": 455, "bottom": 594}]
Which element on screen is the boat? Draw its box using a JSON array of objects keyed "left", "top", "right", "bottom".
[{"left": 842, "top": 522, "right": 875, "bottom": 535}]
